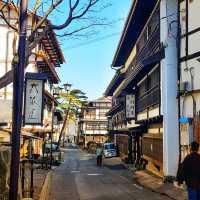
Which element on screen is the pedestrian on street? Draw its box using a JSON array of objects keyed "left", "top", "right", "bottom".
[
  {"left": 96, "top": 144, "right": 103, "bottom": 166},
  {"left": 177, "top": 141, "right": 200, "bottom": 200}
]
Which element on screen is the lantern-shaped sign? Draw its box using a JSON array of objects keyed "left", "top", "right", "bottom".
[{"left": 24, "top": 73, "right": 47, "bottom": 125}]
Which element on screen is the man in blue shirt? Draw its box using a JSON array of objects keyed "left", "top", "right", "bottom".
[{"left": 96, "top": 144, "right": 103, "bottom": 166}]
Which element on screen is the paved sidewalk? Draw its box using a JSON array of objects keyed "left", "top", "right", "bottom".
[
  {"left": 133, "top": 170, "right": 187, "bottom": 200},
  {"left": 33, "top": 168, "right": 50, "bottom": 200},
  {"left": 121, "top": 161, "right": 187, "bottom": 200}
]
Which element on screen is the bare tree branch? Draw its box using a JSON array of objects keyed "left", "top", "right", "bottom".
[
  {"left": 72, "top": 0, "right": 80, "bottom": 10},
  {"left": 0, "top": 0, "right": 113, "bottom": 89},
  {"left": 52, "top": 0, "right": 101, "bottom": 30},
  {"left": 72, "top": 0, "right": 100, "bottom": 20},
  {"left": 33, "top": 0, "right": 63, "bottom": 32},
  {"left": 57, "top": 22, "right": 111, "bottom": 37}
]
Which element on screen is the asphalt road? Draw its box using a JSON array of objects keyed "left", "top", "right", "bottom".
[{"left": 49, "top": 145, "right": 171, "bottom": 200}]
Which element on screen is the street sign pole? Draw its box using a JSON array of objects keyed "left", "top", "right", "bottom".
[{"left": 9, "top": 0, "right": 28, "bottom": 199}]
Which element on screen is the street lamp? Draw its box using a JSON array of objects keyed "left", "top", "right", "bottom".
[
  {"left": 63, "top": 83, "right": 72, "bottom": 92},
  {"left": 62, "top": 83, "right": 72, "bottom": 147},
  {"left": 50, "top": 86, "right": 62, "bottom": 168}
]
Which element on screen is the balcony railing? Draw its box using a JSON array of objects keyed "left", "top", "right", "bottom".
[
  {"left": 126, "top": 6, "right": 160, "bottom": 77},
  {"left": 136, "top": 85, "right": 160, "bottom": 113}
]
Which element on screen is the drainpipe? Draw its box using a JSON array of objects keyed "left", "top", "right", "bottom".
[{"left": 177, "top": 0, "right": 181, "bottom": 164}]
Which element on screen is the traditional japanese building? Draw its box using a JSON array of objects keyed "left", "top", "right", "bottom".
[
  {"left": 178, "top": 0, "right": 200, "bottom": 159},
  {"left": 79, "top": 96, "right": 112, "bottom": 147},
  {"left": 0, "top": 1, "right": 64, "bottom": 155},
  {"left": 105, "top": 0, "right": 179, "bottom": 178}
]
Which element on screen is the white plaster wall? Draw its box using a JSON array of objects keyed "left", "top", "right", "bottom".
[
  {"left": 0, "top": 25, "right": 15, "bottom": 100},
  {"left": 149, "top": 107, "right": 160, "bottom": 119},
  {"left": 180, "top": 11, "right": 200, "bottom": 120},
  {"left": 85, "top": 130, "right": 93, "bottom": 135},
  {"left": 181, "top": 59, "right": 200, "bottom": 91},
  {"left": 25, "top": 63, "right": 38, "bottom": 73},
  {"left": 188, "top": 0, "right": 200, "bottom": 32},
  {"left": 160, "top": 0, "right": 179, "bottom": 177},
  {"left": 180, "top": 0, "right": 200, "bottom": 57},
  {"left": 44, "top": 80, "right": 52, "bottom": 94},
  {"left": 126, "top": 120, "right": 139, "bottom": 129},
  {"left": 0, "top": 18, "right": 39, "bottom": 100},
  {"left": 66, "top": 121, "right": 77, "bottom": 137},
  {"left": 96, "top": 108, "right": 100, "bottom": 119},
  {"left": 137, "top": 111, "right": 147, "bottom": 121},
  {"left": 180, "top": 93, "right": 200, "bottom": 118}
]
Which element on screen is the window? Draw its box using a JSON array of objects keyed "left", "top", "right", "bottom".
[
  {"left": 85, "top": 122, "right": 107, "bottom": 130},
  {"left": 85, "top": 109, "right": 96, "bottom": 119},
  {"left": 99, "top": 109, "right": 108, "bottom": 115},
  {"left": 138, "top": 79, "right": 147, "bottom": 97},
  {"left": 148, "top": 9, "right": 159, "bottom": 37},
  {"left": 136, "top": 66, "right": 160, "bottom": 113},
  {"left": 148, "top": 67, "right": 159, "bottom": 89}
]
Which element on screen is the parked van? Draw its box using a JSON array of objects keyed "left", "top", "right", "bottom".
[{"left": 103, "top": 143, "right": 117, "bottom": 158}]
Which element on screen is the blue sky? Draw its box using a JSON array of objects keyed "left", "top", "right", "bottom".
[{"left": 54, "top": 1, "right": 132, "bottom": 100}]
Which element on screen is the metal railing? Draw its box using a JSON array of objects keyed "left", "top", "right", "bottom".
[
  {"left": 136, "top": 85, "right": 160, "bottom": 113},
  {"left": 126, "top": 6, "right": 160, "bottom": 77}
]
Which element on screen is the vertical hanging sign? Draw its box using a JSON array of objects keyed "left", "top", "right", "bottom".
[
  {"left": 126, "top": 95, "right": 135, "bottom": 119},
  {"left": 24, "top": 73, "right": 47, "bottom": 125}
]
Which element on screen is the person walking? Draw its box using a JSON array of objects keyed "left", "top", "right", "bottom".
[
  {"left": 96, "top": 144, "right": 103, "bottom": 166},
  {"left": 177, "top": 141, "right": 200, "bottom": 200}
]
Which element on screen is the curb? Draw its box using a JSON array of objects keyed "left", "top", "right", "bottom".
[
  {"left": 120, "top": 161, "right": 186, "bottom": 200},
  {"left": 39, "top": 171, "right": 52, "bottom": 200}
]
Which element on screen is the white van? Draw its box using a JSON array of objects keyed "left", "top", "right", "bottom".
[{"left": 103, "top": 143, "right": 117, "bottom": 158}]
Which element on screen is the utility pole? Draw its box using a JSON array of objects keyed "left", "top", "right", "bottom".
[{"left": 9, "top": 0, "right": 28, "bottom": 199}]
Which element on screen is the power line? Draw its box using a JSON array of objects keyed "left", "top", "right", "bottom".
[{"left": 63, "top": 32, "right": 121, "bottom": 50}]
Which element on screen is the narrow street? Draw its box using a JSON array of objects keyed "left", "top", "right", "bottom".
[{"left": 49, "top": 145, "right": 171, "bottom": 200}]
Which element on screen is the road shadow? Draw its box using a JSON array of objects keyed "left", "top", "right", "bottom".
[{"left": 103, "top": 163, "right": 126, "bottom": 171}]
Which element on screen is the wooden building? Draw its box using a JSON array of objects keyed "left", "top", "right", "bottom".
[
  {"left": 178, "top": 0, "right": 200, "bottom": 159},
  {"left": 79, "top": 96, "right": 112, "bottom": 147},
  {"left": 0, "top": 1, "right": 64, "bottom": 156},
  {"left": 105, "top": 0, "right": 179, "bottom": 178}
]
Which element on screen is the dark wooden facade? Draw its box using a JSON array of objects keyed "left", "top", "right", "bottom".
[{"left": 106, "top": 1, "right": 164, "bottom": 173}]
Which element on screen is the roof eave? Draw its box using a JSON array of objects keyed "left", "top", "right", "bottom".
[{"left": 111, "top": 0, "right": 138, "bottom": 67}]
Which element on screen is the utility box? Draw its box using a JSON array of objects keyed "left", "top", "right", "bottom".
[
  {"left": 179, "top": 81, "right": 189, "bottom": 92},
  {"left": 180, "top": 123, "right": 193, "bottom": 145}
]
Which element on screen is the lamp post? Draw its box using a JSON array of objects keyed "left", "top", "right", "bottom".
[
  {"left": 63, "top": 83, "right": 72, "bottom": 92},
  {"left": 62, "top": 83, "right": 72, "bottom": 147},
  {"left": 9, "top": 1, "right": 28, "bottom": 199},
  {"left": 50, "top": 86, "right": 61, "bottom": 168}
]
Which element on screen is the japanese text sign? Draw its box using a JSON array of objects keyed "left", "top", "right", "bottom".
[{"left": 24, "top": 73, "right": 46, "bottom": 125}]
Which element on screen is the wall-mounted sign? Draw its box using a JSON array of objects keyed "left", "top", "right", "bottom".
[
  {"left": 126, "top": 95, "right": 135, "bottom": 119},
  {"left": 24, "top": 73, "right": 47, "bottom": 125}
]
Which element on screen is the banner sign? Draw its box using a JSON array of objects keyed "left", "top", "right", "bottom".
[
  {"left": 24, "top": 73, "right": 47, "bottom": 125},
  {"left": 126, "top": 95, "right": 135, "bottom": 119}
]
